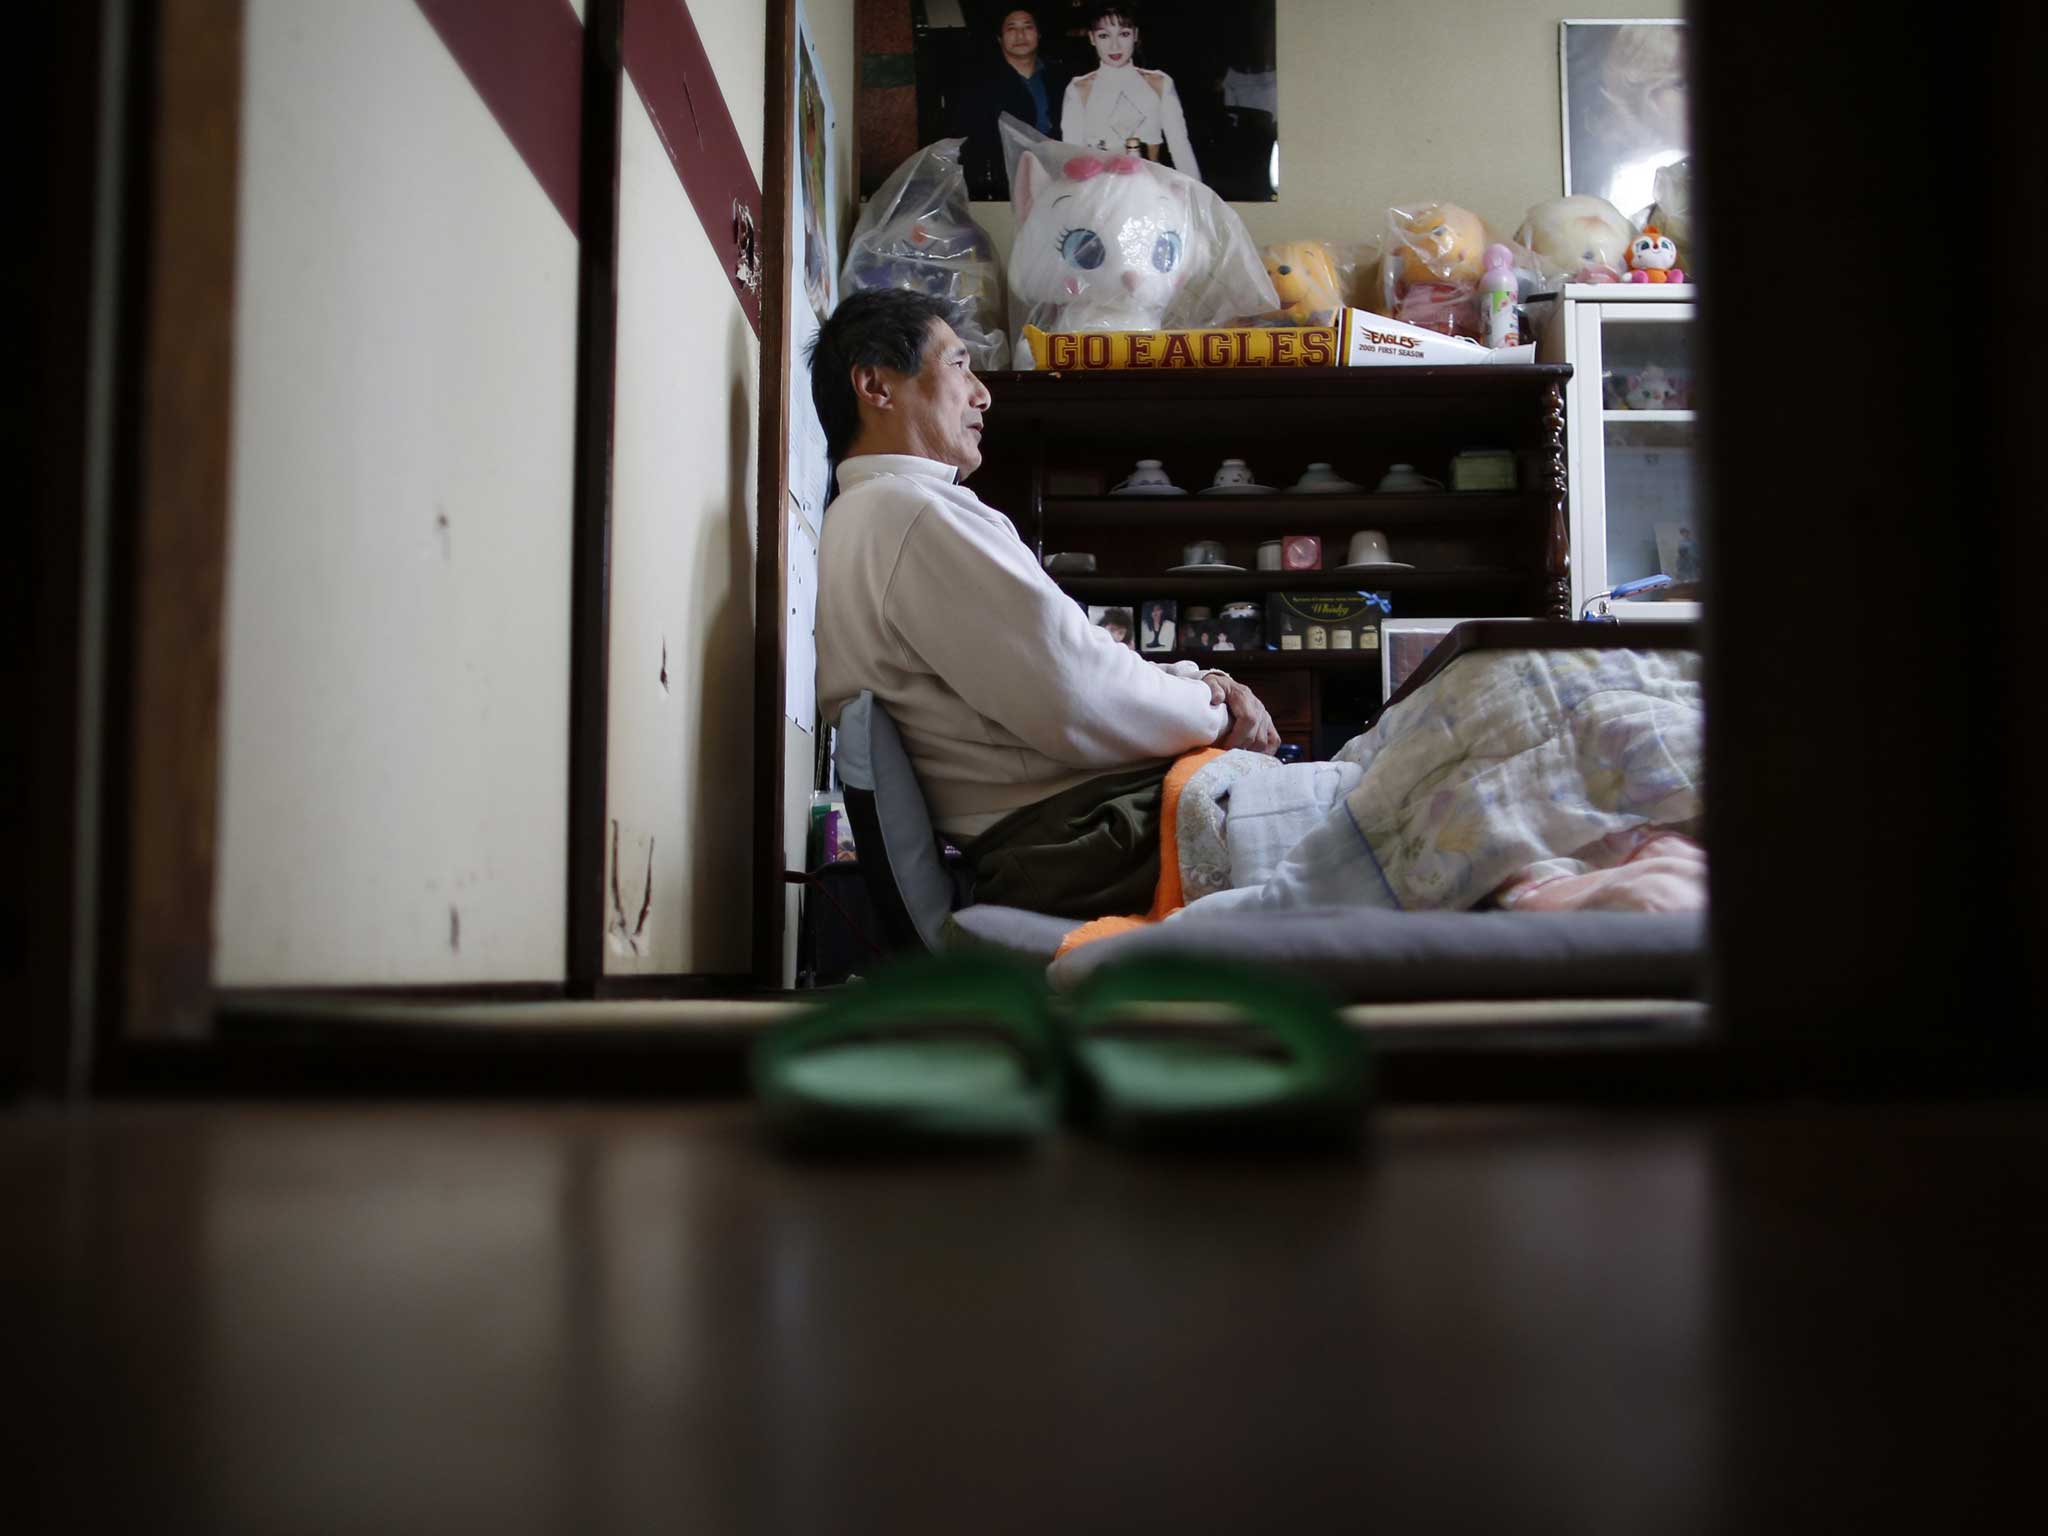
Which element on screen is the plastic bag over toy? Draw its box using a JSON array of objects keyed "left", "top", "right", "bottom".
[
  {"left": 1517, "top": 194, "right": 1636, "bottom": 285},
  {"left": 999, "top": 113, "right": 1275, "bottom": 365},
  {"left": 840, "top": 137, "right": 1010, "bottom": 369},
  {"left": 1377, "top": 200, "right": 1495, "bottom": 340},
  {"left": 1373, "top": 201, "right": 1557, "bottom": 345},
  {"left": 1641, "top": 158, "right": 1696, "bottom": 276}
]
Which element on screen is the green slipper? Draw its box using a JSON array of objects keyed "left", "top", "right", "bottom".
[
  {"left": 1058, "top": 958, "right": 1370, "bottom": 1148},
  {"left": 752, "top": 955, "right": 1063, "bottom": 1148}
]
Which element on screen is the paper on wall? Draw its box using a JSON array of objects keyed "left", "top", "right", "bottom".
[
  {"left": 784, "top": 497, "right": 819, "bottom": 728},
  {"left": 786, "top": 297, "right": 832, "bottom": 527},
  {"left": 784, "top": 0, "right": 836, "bottom": 533}
]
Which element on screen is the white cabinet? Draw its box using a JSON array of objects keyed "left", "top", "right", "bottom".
[{"left": 1542, "top": 285, "right": 1701, "bottom": 621}]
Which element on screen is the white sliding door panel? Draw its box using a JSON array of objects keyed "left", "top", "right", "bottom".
[
  {"left": 214, "top": 0, "right": 579, "bottom": 984},
  {"left": 685, "top": 0, "right": 766, "bottom": 181},
  {"left": 605, "top": 82, "right": 761, "bottom": 976}
]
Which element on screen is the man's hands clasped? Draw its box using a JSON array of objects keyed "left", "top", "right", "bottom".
[{"left": 1204, "top": 674, "right": 1281, "bottom": 755}]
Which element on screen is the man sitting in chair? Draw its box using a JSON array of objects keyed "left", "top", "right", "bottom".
[{"left": 811, "top": 289, "right": 1278, "bottom": 919}]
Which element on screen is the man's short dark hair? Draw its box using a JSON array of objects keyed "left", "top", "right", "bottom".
[{"left": 807, "top": 288, "right": 952, "bottom": 462}]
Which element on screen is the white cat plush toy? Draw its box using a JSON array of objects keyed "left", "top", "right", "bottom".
[
  {"left": 1003, "top": 121, "right": 1275, "bottom": 366},
  {"left": 1012, "top": 150, "right": 1193, "bottom": 334}
]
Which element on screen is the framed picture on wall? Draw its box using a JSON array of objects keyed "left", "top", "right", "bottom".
[
  {"left": 858, "top": 1, "right": 1279, "bottom": 203},
  {"left": 796, "top": 21, "right": 838, "bottom": 322},
  {"left": 1559, "top": 19, "right": 1689, "bottom": 219}
]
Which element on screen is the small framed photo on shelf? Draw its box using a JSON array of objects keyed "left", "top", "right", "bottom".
[
  {"left": 1138, "top": 599, "right": 1179, "bottom": 654},
  {"left": 1655, "top": 523, "right": 1702, "bottom": 584},
  {"left": 1088, "top": 605, "right": 1137, "bottom": 650},
  {"left": 1380, "top": 617, "right": 1530, "bottom": 702}
]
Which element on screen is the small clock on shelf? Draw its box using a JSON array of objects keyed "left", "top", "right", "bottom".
[{"left": 1282, "top": 535, "right": 1322, "bottom": 571}]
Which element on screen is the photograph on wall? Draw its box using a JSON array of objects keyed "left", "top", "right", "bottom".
[
  {"left": 786, "top": 0, "right": 839, "bottom": 723},
  {"left": 797, "top": 23, "right": 837, "bottom": 322},
  {"left": 858, "top": 2, "right": 1279, "bottom": 203},
  {"left": 786, "top": 0, "right": 839, "bottom": 531},
  {"left": 1560, "top": 19, "right": 1688, "bottom": 219}
]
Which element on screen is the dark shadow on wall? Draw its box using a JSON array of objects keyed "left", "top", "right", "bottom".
[{"left": 681, "top": 310, "right": 760, "bottom": 976}]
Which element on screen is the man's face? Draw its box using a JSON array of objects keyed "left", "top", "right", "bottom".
[
  {"left": 1000, "top": 12, "right": 1039, "bottom": 63},
  {"left": 1090, "top": 17, "right": 1137, "bottom": 67},
  {"left": 895, "top": 320, "right": 991, "bottom": 477}
]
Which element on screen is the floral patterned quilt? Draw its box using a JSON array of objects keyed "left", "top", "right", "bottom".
[{"left": 1173, "top": 648, "right": 1705, "bottom": 917}]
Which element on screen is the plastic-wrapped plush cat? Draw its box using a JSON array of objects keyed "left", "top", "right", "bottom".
[
  {"left": 1002, "top": 117, "right": 1275, "bottom": 367},
  {"left": 1011, "top": 151, "right": 1191, "bottom": 337}
]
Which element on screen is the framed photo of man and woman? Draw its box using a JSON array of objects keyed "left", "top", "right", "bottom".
[{"left": 858, "top": 2, "right": 1279, "bottom": 204}]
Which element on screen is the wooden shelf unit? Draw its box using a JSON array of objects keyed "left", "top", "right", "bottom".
[
  {"left": 1041, "top": 491, "right": 1526, "bottom": 531},
  {"left": 1054, "top": 568, "right": 1531, "bottom": 599},
  {"left": 1141, "top": 649, "right": 1383, "bottom": 672},
  {"left": 973, "top": 365, "right": 1574, "bottom": 754}
]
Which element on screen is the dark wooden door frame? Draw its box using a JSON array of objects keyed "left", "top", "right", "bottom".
[
  {"left": 565, "top": 0, "right": 624, "bottom": 997},
  {"left": 90, "top": 0, "right": 245, "bottom": 1065},
  {"left": 752, "top": 0, "right": 797, "bottom": 988},
  {"left": 1690, "top": 0, "right": 2044, "bottom": 1046},
  {"left": 19, "top": 0, "right": 118, "bottom": 1099},
  {"left": 26, "top": 0, "right": 2047, "bottom": 1098}
]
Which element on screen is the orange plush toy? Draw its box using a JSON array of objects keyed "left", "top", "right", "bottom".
[
  {"left": 1625, "top": 225, "right": 1686, "bottom": 284},
  {"left": 1259, "top": 240, "right": 1344, "bottom": 325},
  {"left": 1381, "top": 201, "right": 1489, "bottom": 338}
]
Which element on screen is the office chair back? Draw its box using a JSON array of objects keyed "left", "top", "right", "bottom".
[{"left": 832, "top": 691, "right": 963, "bottom": 953}]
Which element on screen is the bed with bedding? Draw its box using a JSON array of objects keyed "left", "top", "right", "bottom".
[
  {"left": 844, "top": 623, "right": 1709, "bottom": 1003},
  {"left": 1168, "top": 642, "right": 1704, "bottom": 921}
]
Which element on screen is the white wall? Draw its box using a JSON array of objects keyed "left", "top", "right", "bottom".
[
  {"left": 971, "top": 0, "right": 1686, "bottom": 256},
  {"left": 604, "top": 0, "right": 858, "bottom": 979},
  {"left": 214, "top": 0, "right": 579, "bottom": 985}
]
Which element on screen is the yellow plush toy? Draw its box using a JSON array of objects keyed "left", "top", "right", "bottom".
[
  {"left": 1392, "top": 202, "right": 1487, "bottom": 287},
  {"left": 1260, "top": 241, "right": 1344, "bottom": 325},
  {"left": 1382, "top": 201, "right": 1489, "bottom": 337}
]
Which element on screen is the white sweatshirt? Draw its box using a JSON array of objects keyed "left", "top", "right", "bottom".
[{"left": 816, "top": 454, "right": 1226, "bottom": 837}]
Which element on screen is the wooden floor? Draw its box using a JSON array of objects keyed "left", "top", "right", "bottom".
[{"left": 7, "top": 1101, "right": 2045, "bottom": 1533}]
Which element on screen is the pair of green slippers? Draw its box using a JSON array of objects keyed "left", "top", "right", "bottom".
[{"left": 754, "top": 954, "right": 1370, "bottom": 1151}]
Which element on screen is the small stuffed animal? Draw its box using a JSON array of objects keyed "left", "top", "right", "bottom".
[
  {"left": 1260, "top": 240, "right": 1343, "bottom": 325},
  {"left": 1626, "top": 226, "right": 1685, "bottom": 284},
  {"left": 1622, "top": 365, "right": 1677, "bottom": 410},
  {"left": 1010, "top": 151, "right": 1195, "bottom": 334},
  {"left": 1382, "top": 201, "right": 1488, "bottom": 337},
  {"left": 1516, "top": 193, "right": 1636, "bottom": 284},
  {"left": 1392, "top": 202, "right": 1487, "bottom": 288}
]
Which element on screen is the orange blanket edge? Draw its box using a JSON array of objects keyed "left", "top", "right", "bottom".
[{"left": 1052, "top": 748, "right": 1225, "bottom": 962}]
